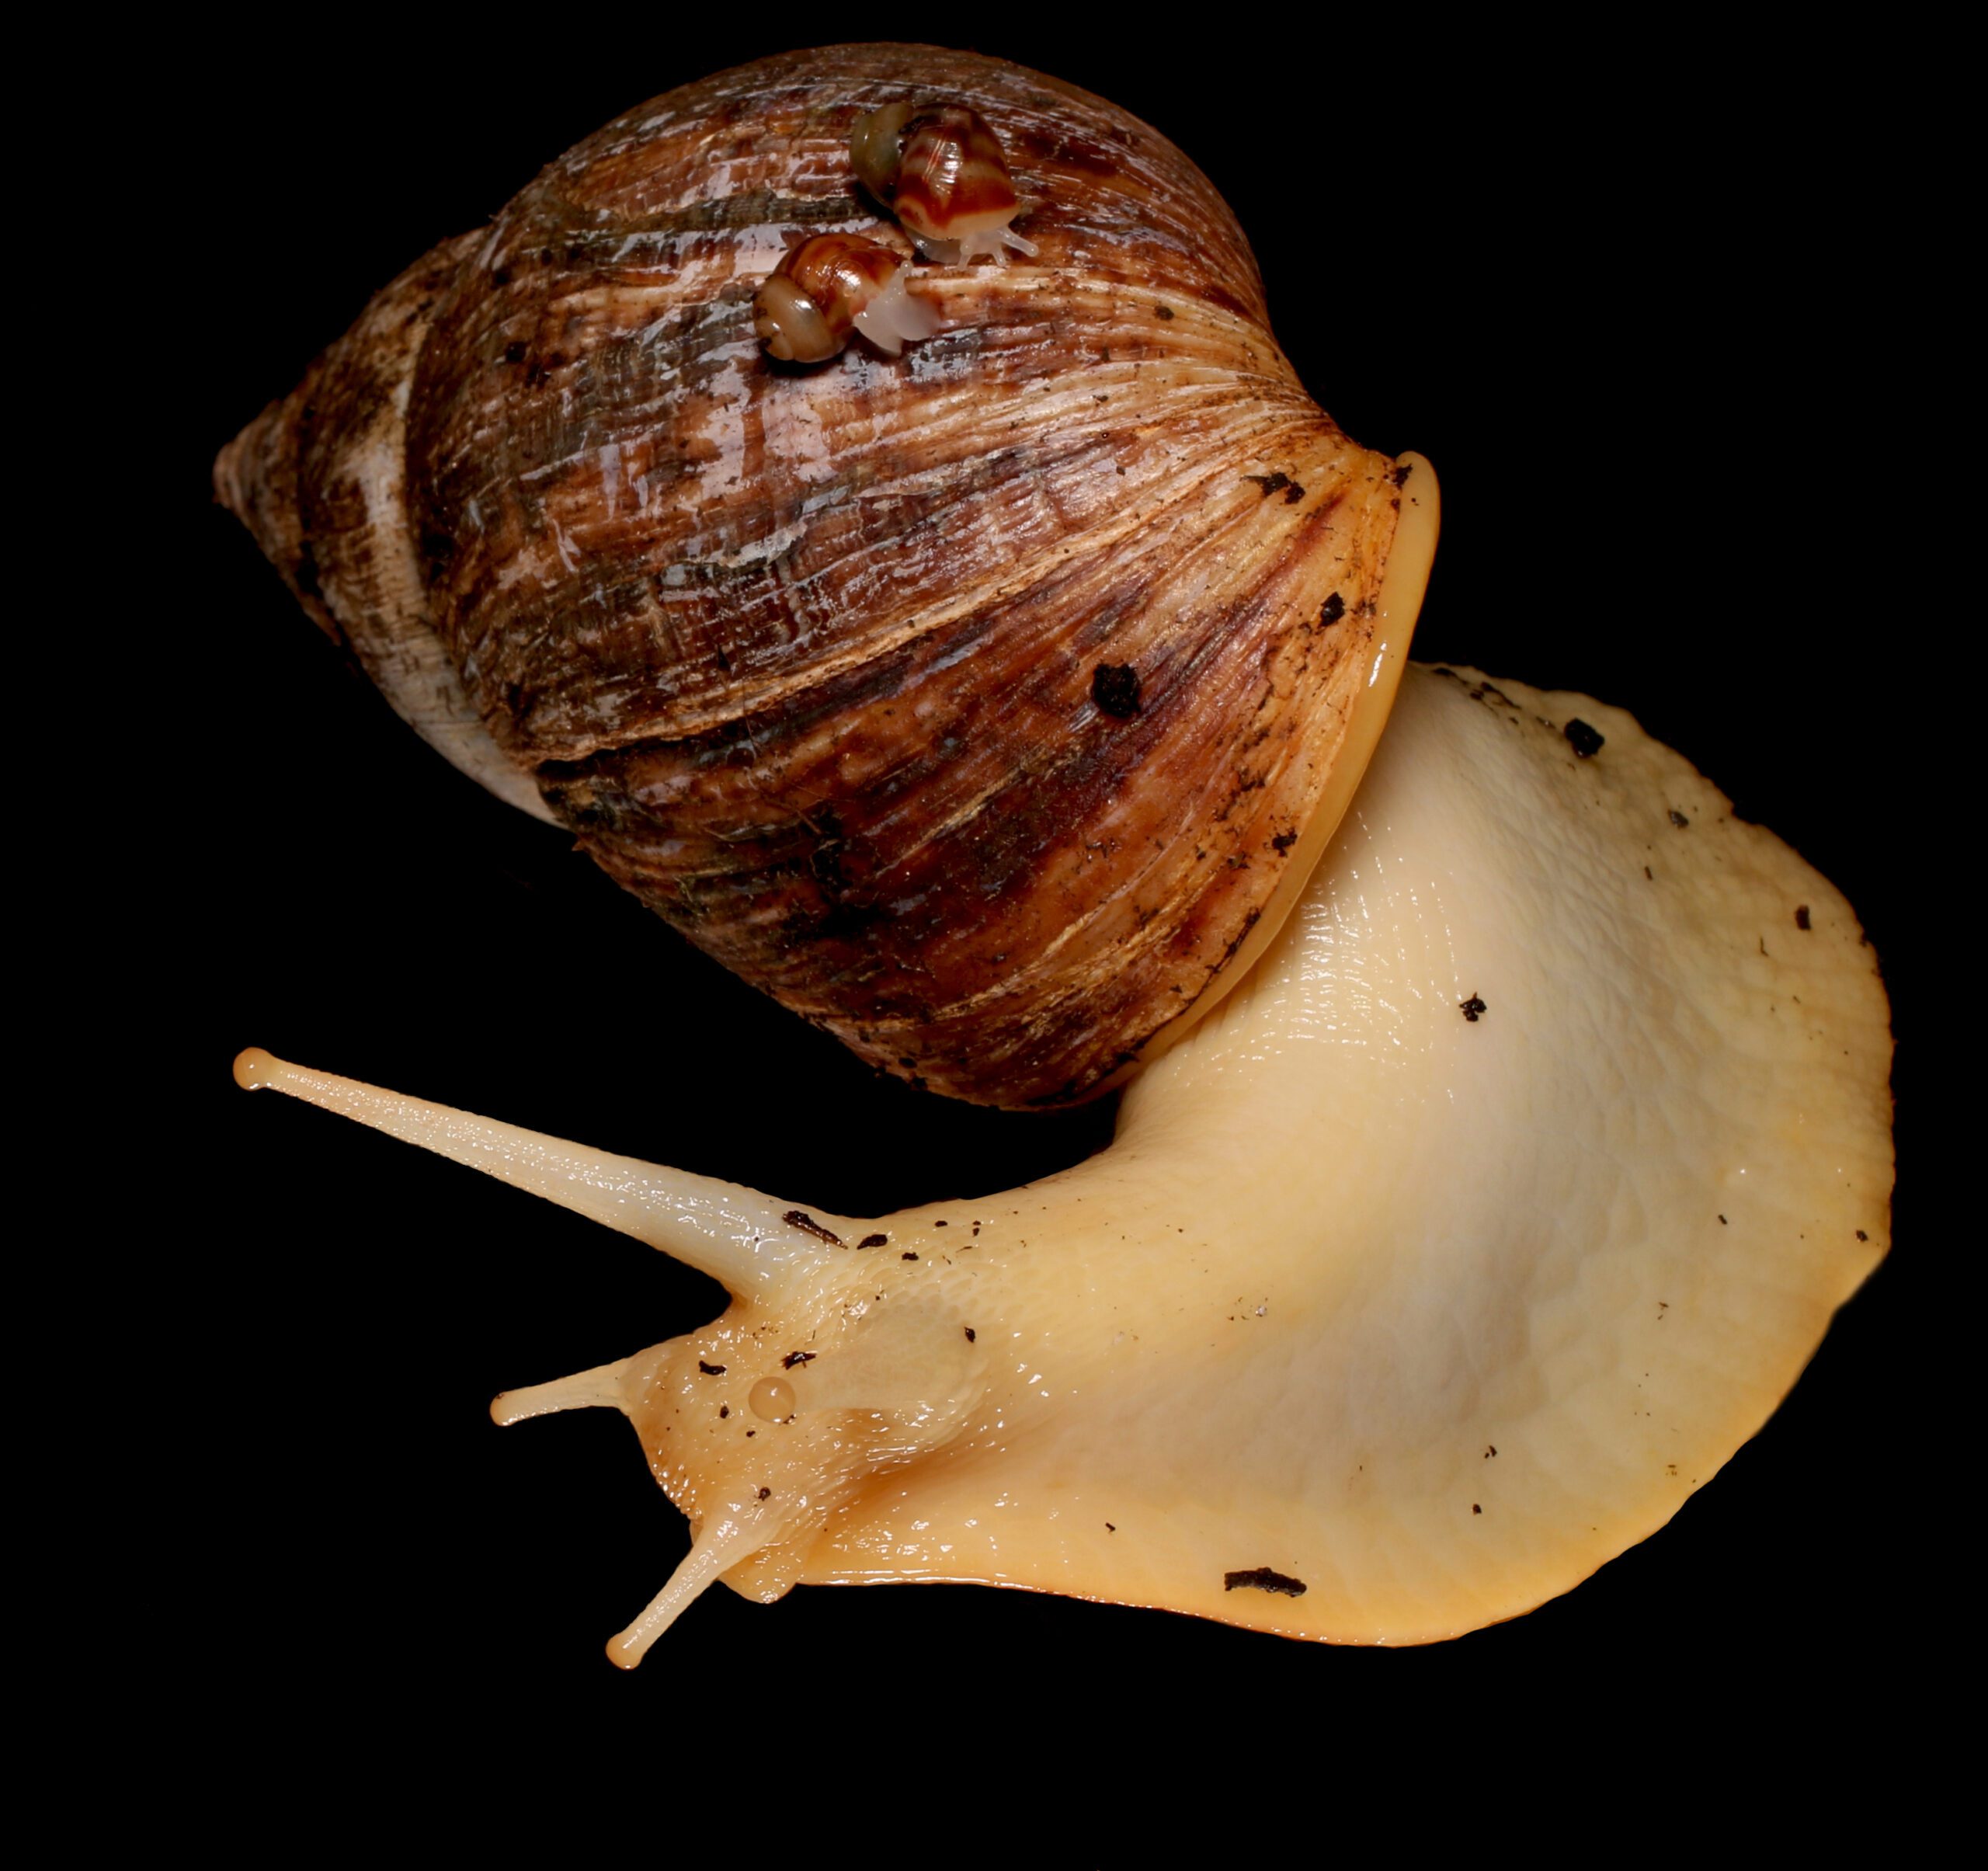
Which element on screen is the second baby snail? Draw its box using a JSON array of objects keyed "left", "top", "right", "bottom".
[
  {"left": 216, "top": 43, "right": 1894, "bottom": 1664},
  {"left": 848, "top": 100, "right": 1040, "bottom": 262}
]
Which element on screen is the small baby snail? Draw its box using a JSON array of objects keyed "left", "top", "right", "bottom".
[
  {"left": 850, "top": 100, "right": 1040, "bottom": 262},
  {"left": 752, "top": 231, "right": 942, "bottom": 363}
]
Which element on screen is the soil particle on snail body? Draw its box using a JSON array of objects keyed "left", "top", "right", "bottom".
[
  {"left": 1223, "top": 1566, "right": 1308, "bottom": 1597},
  {"left": 783, "top": 1209, "right": 843, "bottom": 1245}
]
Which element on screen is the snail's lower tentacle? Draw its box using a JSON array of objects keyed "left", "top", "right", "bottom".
[{"left": 606, "top": 1510, "right": 783, "bottom": 1669}]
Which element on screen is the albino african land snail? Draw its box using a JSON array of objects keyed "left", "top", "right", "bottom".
[{"left": 217, "top": 43, "right": 1895, "bottom": 1665}]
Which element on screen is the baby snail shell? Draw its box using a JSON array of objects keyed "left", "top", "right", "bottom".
[
  {"left": 218, "top": 44, "right": 1894, "bottom": 1665},
  {"left": 752, "top": 232, "right": 942, "bottom": 363},
  {"left": 850, "top": 99, "right": 1040, "bottom": 262}
]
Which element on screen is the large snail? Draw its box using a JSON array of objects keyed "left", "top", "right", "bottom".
[{"left": 211, "top": 40, "right": 1899, "bottom": 1678}]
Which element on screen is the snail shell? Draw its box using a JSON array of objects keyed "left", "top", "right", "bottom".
[{"left": 214, "top": 43, "right": 1423, "bottom": 1108}]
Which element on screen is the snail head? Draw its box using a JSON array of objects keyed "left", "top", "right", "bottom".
[
  {"left": 533, "top": 1261, "right": 987, "bottom": 1665},
  {"left": 233, "top": 1046, "right": 985, "bottom": 1666}
]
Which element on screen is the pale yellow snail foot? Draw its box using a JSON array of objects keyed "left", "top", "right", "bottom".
[{"left": 234, "top": 663, "right": 1892, "bottom": 1657}]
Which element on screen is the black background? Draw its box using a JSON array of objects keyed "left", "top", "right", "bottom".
[{"left": 164, "top": 25, "right": 1930, "bottom": 1785}]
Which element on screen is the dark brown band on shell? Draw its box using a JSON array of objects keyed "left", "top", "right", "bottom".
[{"left": 215, "top": 43, "right": 1404, "bottom": 1107}]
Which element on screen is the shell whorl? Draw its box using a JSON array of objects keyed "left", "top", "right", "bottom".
[{"left": 217, "top": 43, "right": 1413, "bottom": 1106}]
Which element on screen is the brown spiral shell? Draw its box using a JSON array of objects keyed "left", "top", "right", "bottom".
[{"left": 214, "top": 43, "right": 1412, "bottom": 1108}]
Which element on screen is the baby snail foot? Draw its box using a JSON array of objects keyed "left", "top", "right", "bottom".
[{"left": 231, "top": 1046, "right": 985, "bottom": 1668}]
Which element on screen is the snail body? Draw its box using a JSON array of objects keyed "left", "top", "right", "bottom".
[
  {"left": 217, "top": 45, "right": 1895, "bottom": 1662},
  {"left": 238, "top": 662, "right": 1892, "bottom": 1661}
]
